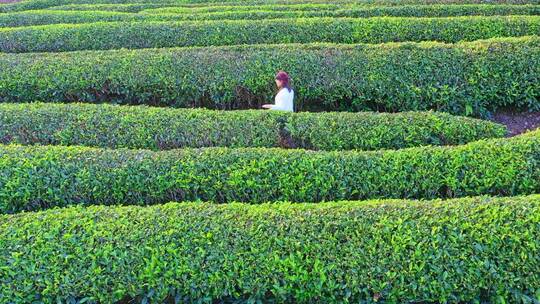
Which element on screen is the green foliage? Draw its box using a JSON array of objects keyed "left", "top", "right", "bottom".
[
  {"left": 1, "top": 195, "right": 540, "bottom": 303},
  {"left": 0, "top": 129, "right": 538, "bottom": 213},
  {"left": 286, "top": 110, "right": 506, "bottom": 150},
  {"left": 1, "top": 16, "right": 539, "bottom": 53},
  {"left": 47, "top": 2, "right": 184, "bottom": 12},
  {"left": 1, "top": 37, "right": 538, "bottom": 116},
  {"left": 42, "top": 1, "right": 540, "bottom": 13},
  {"left": 0, "top": 0, "right": 538, "bottom": 302},
  {"left": 0, "top": 10, "right": 133, "bottom": 27},
  {"left": 1, "top": 0, "right": 537, "bottom": 13},
  {"left": 2, "top": 4, "right": 540, "bottom": 27},
  {"left": 0, "top": 103, "right": 283, "bottom": 150},
  {"left": 142, "top": 3, "right": 540, "bottom": 16},
  {"left": 0, "top": 103, "right": 506, "bottom": 151}
]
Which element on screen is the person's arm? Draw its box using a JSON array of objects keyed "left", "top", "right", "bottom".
[
  {"left": 270, "top": 92, "right": 287, "bottom": 110},
  {"left": 262, "top": 90, "right": 287, "bottom": 110}
]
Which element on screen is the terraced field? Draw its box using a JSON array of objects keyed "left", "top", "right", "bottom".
[{"left": 0, "top": 0, "right": 539, "bottom": 303}]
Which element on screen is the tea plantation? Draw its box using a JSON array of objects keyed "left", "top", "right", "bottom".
[{"left": 0, "top": 0, "right": 539, "bottom": 303}]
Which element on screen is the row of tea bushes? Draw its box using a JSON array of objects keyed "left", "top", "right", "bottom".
[
  {"left": 2, "top": 0, "right": 538, "bottom": 13},
  {"left": 143, "top": 3, "right": 540, "bottom": 15},
  {"left": 0, "top": 103, "right": 506, "bottom": 151},
  {"left": 43, "top": 2, "right": 540, "bottom": 13},
  {"left": 1, "top": 195, "right": 539, "bottom": 303},
  {"left": 0, "top": 10, "right": 131, "bottom": 27},
  {"left": 1, "top": 37, "right": 538, "bottom": 116},
  {"left": 2, "top": 5, "right": 540, "bottom": 27},
  {"left": 47, "top": 3, "right": 185, "bottom": 12},
  {"left": 1, "top": 16, "right": 539, "bottom": 53},
  {"left": 0, "top": 129, "right": 538, "bottom": 213}
]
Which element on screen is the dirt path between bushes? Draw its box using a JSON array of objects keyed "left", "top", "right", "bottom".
[
  {"left": 0, "top": 0, "right": 21, "bottom": 3},
  {"left": 492, "top": 111, "right": 540, "bottom": 137}
]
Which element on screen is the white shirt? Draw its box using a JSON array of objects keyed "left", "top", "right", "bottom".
[{"left": 270, "top": 88, "right": 294, "bottom": 112}]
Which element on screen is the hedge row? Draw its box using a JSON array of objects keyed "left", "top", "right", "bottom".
[
  {"left": 47, "top": 3, "right": 184, "bottom": 12},
  {"left": 1, "top": 195, "right": 540, "bottom": 303},
  {"left": 0, "top": 10, "right": 132, "bottom": 27},
  {"left": 1, "top": 16, "right": 539, "bottom": 53},
  {"left": 2, "top": 0, "right": 538, "bottom": 13},
  {"left": 1, "top": 129, "right": 538, "bottom": 213},
  {"left": 142, "top": 3, "right": 540, "bottom": 14},
  {"left": 44, "top": 2, "right": 540, "bottom": 13},
  {"left": 3, "top": 5, "right": 540, "bottom": 27},
  {"left": 1, "top": 37, "right": 538, "bottom": 116},
  {"left": 0, "top": 103, "right": 506, "bottom": 151},
  {"left": 142, "top": 4, "right": 540, "bottom": 17}
]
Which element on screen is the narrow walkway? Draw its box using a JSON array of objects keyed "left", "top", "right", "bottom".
[{"left": 492, "top": 111, "right": 540, "bottom": 136}]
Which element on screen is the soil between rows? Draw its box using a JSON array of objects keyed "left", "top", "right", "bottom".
[{"left": 492, "top": 111, "right": 540, "bottom": 136}]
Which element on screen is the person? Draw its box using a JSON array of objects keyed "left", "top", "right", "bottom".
[{"left": 262, "top": 71, "right": 294, "bottom": 112}]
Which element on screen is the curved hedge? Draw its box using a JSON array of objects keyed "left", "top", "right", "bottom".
[
  {"left": 3, "top": 5, "right": 540, "bottom": 27},
  {"left": 141, "top": 4, "right": 540, "bottom": 18},
  {"left": 47, "top": 3, "right": 185, "bottom": 12},
  {"left": 0, "top": 10, "right": 132, "bottom": 27},
  {"left": 0, "top": 37, "right": 538, "bottom": 116},
  {"left": 0, "top": 129, "right": 538, "bottom": 213},
  {"left": 1, "top": 195, "right": 539, "bottom": 303},
  {"left": 1, "top": 16, "right": 539, "bottom": 53},
  {"left": 47, "top": 2, "right": 182, "bottom": 13},
  {"left": 2, "top": 0, "right": 538, "bottom": 13},
  {"left": 143, "top": 3, "right": 540, "bottom": 15},
  {"left": 285, "top": 110, "right": 506, "bottom": 150},
  {"left": 0, "top": 103, "right": 506, "bottom": 151},
  {"left": 44, "top": 2, "right": 540, "bottom": 13}
]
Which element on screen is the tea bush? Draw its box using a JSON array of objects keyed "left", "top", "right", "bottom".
[
  {"left": 2, "top": 0, "right": 537, "bottom": 13},
  {"left": 2, "top": 5, "right": 540, "bottom": 27},
  {"left": 0, "top": 103, "right": 506, "bottom": 151},
  {"left": 48, "top": 2, "right": 184, "bottom": 12},
  {"left": 1, "top": 195, "right": 539, "bottom": 303},
  {"left": 0, "top": 37, "right": 538, "bottom": 116},
  {"left": 42, "top": 1, "right": 540, "bottom": 13},
  {"left": 0, "top": 129, "right": 538, "bottom": 213},
  {"left": 143, "top": 3, "right": 540, "bottom": 16},
  {"left": 1, "top": 16, "right": 539, "bottom": 53},
  {"left": 0, "top": 10, "right": 132, "bottom": 27}
]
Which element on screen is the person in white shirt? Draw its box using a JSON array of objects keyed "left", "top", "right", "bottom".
[{"left": 262, "top": 71, "right": 294, "bottom": 112}]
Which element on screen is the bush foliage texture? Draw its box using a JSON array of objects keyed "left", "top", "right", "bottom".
[
  {"left": 2, "top": 5, "right": 540, "bottom": 27},
  {"left": 0, "top": 103, "right": 506, "bottom": 151},
  {"left": 0, "top": 129, "right": 538, "bottom": 213},
  {"left": 0, "top": 195, "right": 539, "bottom": 303},
  {"left": 1, "top": 16, "right": 539, "bottom": 53},
  {"left": 0, "top": 37, "right": 538, "bottom": 116}
]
